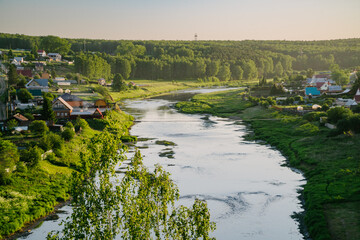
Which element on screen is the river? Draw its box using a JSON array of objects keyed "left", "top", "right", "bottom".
[{"left": 20, "top": 88, "right": 305, "bottom": 240}]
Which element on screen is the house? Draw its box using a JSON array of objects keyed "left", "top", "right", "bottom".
[
  {"left": 316, "top": 82, "right": 330, "bottom": 92},
  {"left": 16, "top": 69, "right": 32, "bottom": 78},
  {"left": 56, "top": 93, "right": 84, "bottom": 107},
  {"left": 335, "top": 98, "right": 358, "bottom": 108},
  {"left": 14, "top": 57, "right": 24, "bottom": 63},
  {"left": 305, "top": 87, "right": 320, "bottom": 97},
  {"left": 95, "top": 99, "right": 108, "bottom": 108},
  {"left": 71, "top": 108, "right": 103, "bottom": 119},
  {"left": 98, "top": 78, "right": 106, "bottom": 86},
  {"left": 35, "top": 62, "right": 45, "bottom": 72},
  {"left": 48, "top": 53, "right": 62, "bottom": 61},
  {"left": 12, "top": 113, "right": 29, "bottom": 126},
  {"left": 354, "top": 89, "right": 360, "bottom": 103},
  {"left": 55, "top": 77, "right": 66, "bottom": 81},
  {"left": 52, "top": 97, "right": 73, "bottom": 119},
  {"left": 37, "top": 50, "right": 46, "bottom": 57},
  {"left": 328, "top": 85, "right": 342, "bottom": 93},
  {"left": 25, "top": 79, "right": 49, "bottom": 92}
]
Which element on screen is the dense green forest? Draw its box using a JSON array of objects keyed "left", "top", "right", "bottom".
[{"left": 1, "top": 33, "right": 360, "bottom": 81}]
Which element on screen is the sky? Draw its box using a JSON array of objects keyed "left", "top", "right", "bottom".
[{"left": 0, "top": 0, "right": 359, "bottom": 41}]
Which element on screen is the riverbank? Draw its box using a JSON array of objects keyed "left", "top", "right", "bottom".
[
  {"left": 175, "top": 89, "right": 360, "bottom": 240},
  {"left": 0, "top": 110, "right": 134, "bottom": 239}
]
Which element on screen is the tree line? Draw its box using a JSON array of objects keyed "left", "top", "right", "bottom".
[{"left": 1, "top": 33, "right": 360, "bottom": 81}]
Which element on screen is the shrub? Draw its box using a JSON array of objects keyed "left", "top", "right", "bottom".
[
  {"left": 0, "top": 139, "right": 19, "bottom": 184},
  {"left": 38, "top": 132, "right": 63, "bottom": 151},
  {"left": 296, "top": 123, "right": 320, "bottom": 135},
  {"left": 62, "top": 128, "right": 75, "bottom": 141},
  {"left": 336, "top": 113, "right": 360, "bottom": 133},
  {"left": 75, "top": 117, "right": 89, "bottom": 131},
  {"left": 16, "top": 161, "right": 27, "bottom": 173},
  {"left": 303, "top": 112, "right": 327, "bottom": 122},
  {"left": 20, "top": 146, "right": 42, "bottom": 168},
  {"left": 327, "top": 107, "right": 353, "bottom": 124},
  {"left": 29, "top": 120, "right": 49, "bottom": 134},
  {"left": 23, "top": 113, "right": 35, "bottom": 121},
  {"left": 65, "top": 121, "right": 74, "bottom": 129}
]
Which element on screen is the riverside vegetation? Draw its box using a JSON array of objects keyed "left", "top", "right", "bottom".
[
  {"left": 0, "top": 110, "right": 134, "bottom": 239},
  {"left": 1, "top": 105, "right": 216, "bottom": 239},
  {"left": 176, "top": 89, "right": 360, "bottom": 240}
]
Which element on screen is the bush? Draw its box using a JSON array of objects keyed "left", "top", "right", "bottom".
[
  {"left": 75, "top": 117, "right": 89, "bottom": 130},
  {"left": 65, "top": 121, "right": 74, "bottom": 129},
  {"left": 23, "top": 113, "right": 35, "bottom": 121},
  {"left": 20, "top": 146, "right": 42, "bottom": 168},
  {"left": 336, "top": 113, "right": 360, "bottom": 133},
  {"left": 29, "top": 120, "right": 49, "bottom": 134},
  {"left": 38, "top": 132, "right": 63, "bottom": 151},
  {"left": 62, "top": 128, "right": 75, "bottom": 141},
  {"left": 296, "top": 123, "right": 320, "bottom": 135},
  {"left": 327, "top": 107, "right": 353, "bottom": 124},
  {"left": 16, "top": 161, "right": 27, "bottom": 173},
  {"left": 303, "top": 112, "right": 327, "bottom": 122}
]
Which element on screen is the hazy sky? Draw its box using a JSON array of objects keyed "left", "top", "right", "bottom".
[{"left": 0, "top": 0, "right": 359, "bottom": 41}]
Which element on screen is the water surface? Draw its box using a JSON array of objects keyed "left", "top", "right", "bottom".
[{"left": 22, "top": 88, "right": 305, "bottom": 240}]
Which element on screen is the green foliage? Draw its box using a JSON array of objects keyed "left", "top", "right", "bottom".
[
  {"left": 75, "top": 53, "right": 111, "bottom": 80},
  {"left": 38, "top": 132, "right": 64, "bottom": 152},
  {"left": 6, "top": 119, "right": 18, "bottom": 130},
  {"left": 29, "top": 120, "right": 49, "bottom": 134},
  {"left": 296, "top": 123, "right": 320, "bottom": 135},
  {"left": 48, "top": 130, "right": 215, "bottom": 239},
  {"left": 336, "top": 114, "right": 360, "bottom": 133},
  {"left": 42, "top": 94, "right": 56, "bottom": 124},
  {"left": 61, "top": 128, "right": 75, "bottom": 141},
  {"left": 327, "top": 107, "right": 353, "bottom": 124},
  {"left": 17, "top": 88, "right": 33, "bottom": 103},
  {"left": 0, "top": 139, "right": 19, "bottom": 184},
  {"left": 303, "top": 112, "right": 327, "bottom": 122},
  {"left": 24, "top": 113, "right": 34, "bottom": 121},
  {"left": 40, "top": 35, "right": 71, "bottom": 56},
  {"left": 20, "top": 146, "right": 42, "bottom": 168},
  {"left": 7, "top": 64, "right": 18, "bottom": 86},
  {"left": 112, "top": 73, "right": 128, "bottom": 92}
]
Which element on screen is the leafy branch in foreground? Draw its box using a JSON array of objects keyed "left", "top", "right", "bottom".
[{"left": 48, "top": 132, "right": 215, "bottom": 240}]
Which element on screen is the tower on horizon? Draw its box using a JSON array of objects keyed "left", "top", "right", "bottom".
[{"left": 194, "top": 33, "right": 198, "bottom": 41}]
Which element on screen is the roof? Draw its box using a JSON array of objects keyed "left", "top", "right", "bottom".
[
  {"left": 328, "top": 86, "right": 342, "bottom": 92},
  {"left": 316, "top": 82, "right": 325, "bottom": 89},
  {"left": 37, "top": 50, "right": 45, "bottom": 53},
  {"left": 13, "top": 113, "right": 28, "bottom": 122},
  {"left": 356, "top": 89, "right": 360, "bottom": 96},
  {"left": 305, "top": 87, "right": 321, "bottom": 96},
  {"left": 17, "top": 69, "right": 32, "bottom": 78},
  {"left": 48, "top": 53, "right": 61, "bottom": 56},
  {"left": 53, "top": 97, "right": 73, "bottom": 110},
  {"left": 58, "top": 93, "right": 83, "bottom": 102},
  {"left": 26, "top": 79, "right": 48, "bottom": 87}
]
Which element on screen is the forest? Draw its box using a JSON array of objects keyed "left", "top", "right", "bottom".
[{"left": 1, "top": 33, "right": 360, "bottom": 82}]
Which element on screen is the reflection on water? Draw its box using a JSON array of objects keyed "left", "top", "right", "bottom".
[{"left": 22, "top": 88, "right": 305, "bottom": 240}]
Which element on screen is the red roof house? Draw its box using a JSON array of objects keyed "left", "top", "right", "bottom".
[{"left": 16, "top": 69, "right": 32, "bottom": 78}]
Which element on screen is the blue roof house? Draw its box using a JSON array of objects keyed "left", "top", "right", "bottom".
[
  {"left": 25, "top": 79, "right": 49, "bottom": 93},
  {"left": 305, "top": 87, "right": 320, "bottom": 96}
]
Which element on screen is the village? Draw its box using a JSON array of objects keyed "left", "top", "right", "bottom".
[{"left": 0, "top": 47, "right": 359, "bottom": 133}]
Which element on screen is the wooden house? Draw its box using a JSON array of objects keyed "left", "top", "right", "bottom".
[{"left": 52, "top": 97, "right": 73, "bottom": 119}]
